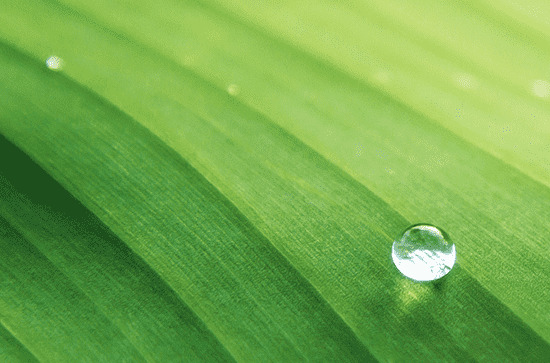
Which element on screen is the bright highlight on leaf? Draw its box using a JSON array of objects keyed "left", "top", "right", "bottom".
[
  {"left": 45, "top": 56, "right": 62, "bottom": 70},
  {"left": 1, "top": 0, "right": 549, "bottom": 361},
  {"left": 227, "top": 84, "right": 240, "bottom": 96},
  {"left": 532, "top": 79, "right": 550, "bottom": 98}
]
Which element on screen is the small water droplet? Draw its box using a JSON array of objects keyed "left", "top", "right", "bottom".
[
  {"left": 373, "top": 70, "right": 391, "bottom": 84},
  {"left": 532, "top": 80, "right": 550, "bottom": 98},
  {"left": 392, "top": 224, "right": 456, "bottom": 282},
  {"left": 45, "top": 56, "right": 63, "bottom": 71},
  {"left": 455, "top": 73, "right": 477, "bottom": 89},
  {"left": 227, "top": 84, "right": 240, "bottom": 96}
]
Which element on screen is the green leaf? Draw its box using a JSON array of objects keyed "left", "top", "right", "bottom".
[
  {"left": 1, "top": 0, "right": 549, "bottom": 361},
  {"left": 0, "top": 43, "right": 372, "bottom": 361},
  {"left": 0, "top": 131, "right": 234, "bottom": 361}
]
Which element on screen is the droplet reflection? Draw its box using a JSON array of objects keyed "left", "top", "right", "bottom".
[
  {"left": 392, "top": 224, "right": 456, "bottom": 282},
  {"left": 46, "top": 56, "right": 63, "bottom": 71}
]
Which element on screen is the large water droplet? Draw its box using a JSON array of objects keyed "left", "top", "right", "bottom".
[{"left": 392, "top": 224, "right": 456, "bottom": 282}]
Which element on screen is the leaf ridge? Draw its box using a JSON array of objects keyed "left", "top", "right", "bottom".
[
  {"left": 15, "top": 2, "right": 550, "bottom": 347},
  {"left": 2, "top": 2, "right": 548, "bottom": 358},
  {"left": 0, "top": 212, "right": 148, "bottom": 362},
  {"left": 191, "top": 0, "right": 550, "bottom": 189},
  {"left": 0, "top": 321, "right": 40, "bottom": 363},
  {"left": 0, "top": 42, "right": 376, "bottom": 361}
]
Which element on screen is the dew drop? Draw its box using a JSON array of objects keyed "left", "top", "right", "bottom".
[
  {"left": 392, "top": 224, "right": 456, "bottom": 282},
  {"left": 532, "top": 80, "right": 550, "bottom": 98},
  {"left": 455, "top": 72, "right": 477, "bottom": 89},
  {"left": 373, "top": 70, "right": 391, "bottom": 84},
  {"left": 45, "top": 56, "right": 63, "bottom": 71},
  {"left": 227, "top": 84, "right": 240, "bottom": 96}
]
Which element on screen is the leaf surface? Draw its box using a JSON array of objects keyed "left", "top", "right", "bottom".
[{"left": 1, "top": 0, "right": 549, "bottom": 361}]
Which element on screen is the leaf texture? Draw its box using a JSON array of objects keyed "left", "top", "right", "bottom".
[{"left": 1, "top": 0, "right": 549, "bottom": 361}]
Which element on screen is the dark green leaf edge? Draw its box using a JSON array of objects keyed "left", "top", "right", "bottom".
[
  {"left": 0, "top": 215, "right": 147, "bottom": 362},
  {"left": 0, "top": 135, "right": 236, "bottom": 362},
  {"left": 0, "top": 321, "right": 39, "bottom": 363}
]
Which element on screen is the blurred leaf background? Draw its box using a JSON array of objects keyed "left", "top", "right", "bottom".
[{"left": 1, "top": 0, "right": 549, "bottom": 361}]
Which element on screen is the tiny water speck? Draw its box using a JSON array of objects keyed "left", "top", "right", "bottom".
[
  {"left": 46, "top": 56, "right": 63, "bottom": 70},
  {"left": 227, "top": 84, "right": 240, "bottom": 96},
  {"left": 532, "top": 80, "right": 550, "bottom": 98},
  {"left": 455, "top": 73, "right": 477, "bottom": 89},
  {"left": 392, "top": 224, "right": 456, "bottom": 282}
]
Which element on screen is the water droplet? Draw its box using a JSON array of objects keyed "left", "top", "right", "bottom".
[
  {"left": 373, "top": 70, "right": 391, "bottom": 84},
  {"left": 455, "top": 73, "right": 477, "bottom": 89},
  {"left": 45, "top": 56, "right": 63, "bottom": 71},
  {"left": 227, "top": 84, "right": 240, "bottom": 96},
  {"left": 532, "top": 80, "right": 550, "bottom": 98},
  {"left": 392, "top": 224, "right": 456, "bottom": 282}
]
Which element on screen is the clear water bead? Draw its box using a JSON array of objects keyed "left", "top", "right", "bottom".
[
  {"left": 45, "top": 56, "right": 63, "bottom": 70},
  {"left": 392, "top": 224, "right": 456, "bottom": 282}
]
